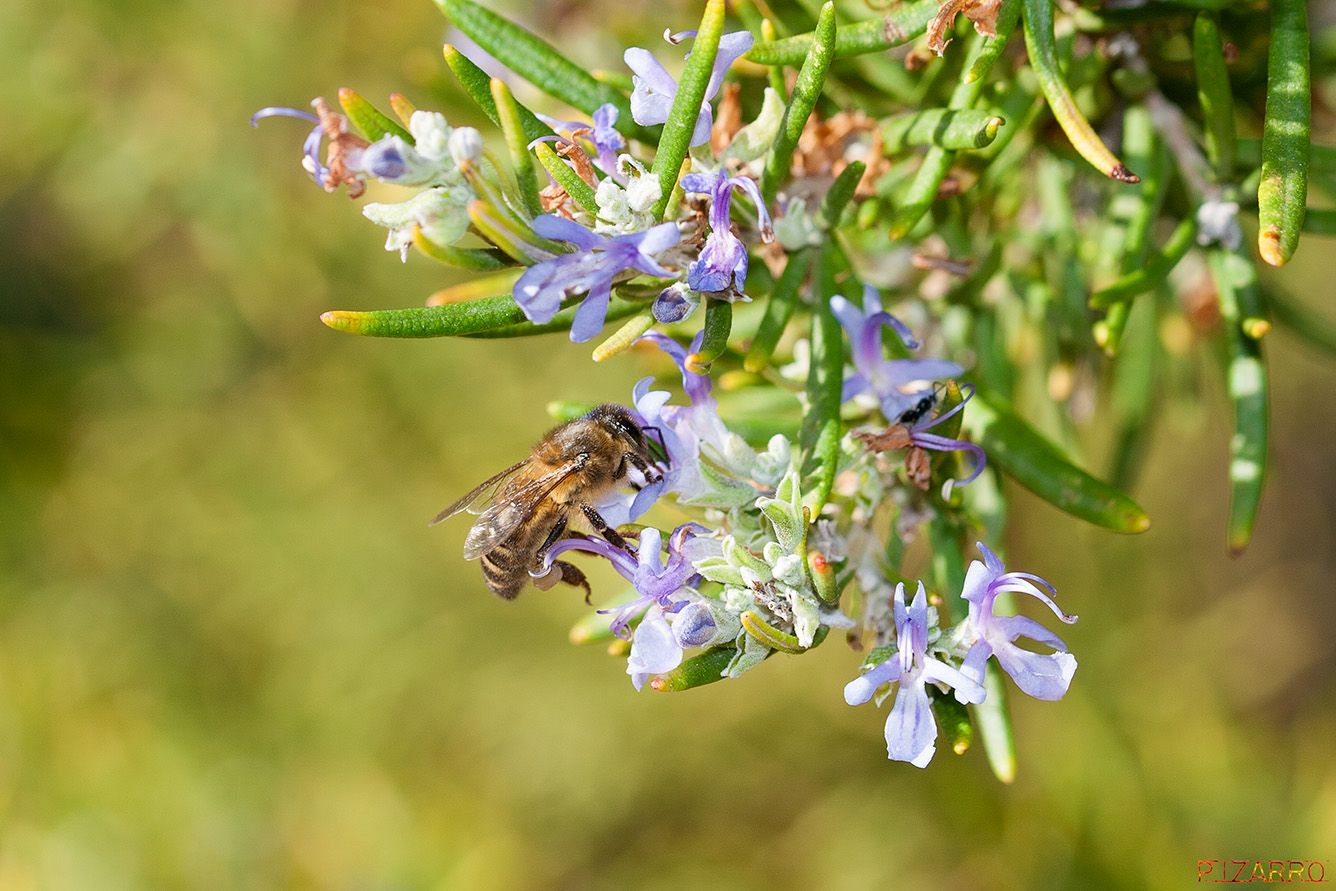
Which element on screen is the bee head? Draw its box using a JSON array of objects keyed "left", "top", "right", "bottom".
[{"left": 585, "top": 403, "right": 647, "bottom": 449}]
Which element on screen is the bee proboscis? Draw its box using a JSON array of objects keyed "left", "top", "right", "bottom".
[{"left": 431, "top": 404, "right": 664, "bottom": 600}]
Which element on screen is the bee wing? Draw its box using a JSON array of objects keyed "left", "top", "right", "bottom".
[
  {"left": 429, "top": 458, "right": 531, "bottom": 527},
  {"left": 461, "top": 461, "right": 585, "bottom": 561}
]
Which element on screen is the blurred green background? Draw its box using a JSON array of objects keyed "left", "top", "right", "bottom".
[{"left": 3, "top": 0, "right": 1336, "bottom": 887}]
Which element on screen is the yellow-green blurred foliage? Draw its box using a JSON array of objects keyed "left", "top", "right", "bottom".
[{"left": 2, "top": 0, "right": 1335, "bottom": 887}]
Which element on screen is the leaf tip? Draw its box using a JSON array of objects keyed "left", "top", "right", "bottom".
[
  {"left": 1110, "top": 163, "right": 1140, "bottom": 184},
  {"left": 1258, "top": 227, "right": 1290, "bottom": 266},
  {"left": 320, "top": 310, "right": 357, "bottom": 332}
]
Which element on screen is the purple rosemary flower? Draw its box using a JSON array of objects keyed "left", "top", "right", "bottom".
[
  {"left": 624, "top": 30, "right": 754, "bottom": 146},
  {"left": 251, "top": 102, "right": 370, "bottom": 194},
  {"left": 958, "top": 543, "right": 1078, "bottom": 701},
  {"left": 513, "top": 215, "right": 679, "bottom": 342},
  {"left": 844, "top": 581, "right": 985, "bottom": 767},
  {"left": 535, "top": 103, "right": 627, "bottom": 179},
  {"left": 545, "top": 524, "right": 705, "bottom": 689},
  {"left": 830, "top": 286, "right": 963, "bottom": 421},
  {"left": 680, "top": 170, "right": 773, "bottom": 296}
]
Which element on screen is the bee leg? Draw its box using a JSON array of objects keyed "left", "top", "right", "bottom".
[
  {"left": 553, "top": 560, "right": 592, "bottom": 604},
  {"left": 537, "top": 514, "right": 568, "bottom": 558},
  {"left": 623, "top": 451, "right": 662, "bottom": 485},
  {"left": 578, "top": 502, "right": 631, "bottom": 552}
]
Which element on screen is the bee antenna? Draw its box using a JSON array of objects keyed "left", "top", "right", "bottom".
[{"left": 641, "top": 425, "right": 671, "bottom": 466}]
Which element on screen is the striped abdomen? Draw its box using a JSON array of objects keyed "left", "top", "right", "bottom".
[{"left": 479, "top": 501, "right": 564, "bottom": 599}]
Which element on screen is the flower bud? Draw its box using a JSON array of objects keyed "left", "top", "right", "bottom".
[{"left": 448, "top": 127, "right": 483, "bottom": 167}]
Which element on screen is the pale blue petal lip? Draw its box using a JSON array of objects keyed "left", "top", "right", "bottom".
[
  {"left": 568, "top": 280, "right": 611, "bottom": 342},
  {"left": 627, "top": 608, "right": 684, "bottom": 685},
  {"left": 994, "top": 647, "right": 1076, "bottom": 701},
  {"left": 885, "top": 680, "right": 937, "bottom": 768},
  {"left": 843, "top": 658, "right": 901, "bottom": 706}
]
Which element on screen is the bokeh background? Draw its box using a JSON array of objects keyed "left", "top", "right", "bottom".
[{"left": 3, "top": 0, "right": 1336, "bottom": 887}]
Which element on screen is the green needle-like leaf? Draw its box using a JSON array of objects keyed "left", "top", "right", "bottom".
[
  {"left": 650, "top": 0, "right": 725, "bottom": 219},
  {"left": 443, "top": 44, "right": 553, "bottom": 144},
  {"left": 1192, "top": 13, "right": 1236, "bottom": 179},
  {"left": 745, "top": 247, "right": 812, "bottom": 373},
  {"left": 649, "top": 646, "right": 737, "bottom": 692},
  {"left": 1208, "top": 246, "right": 1269, "bottom": 555},
  {"left": 745, "top": 0, "right": 936, "bottom": 66},
  {"left": 879, "top": 108, "right": 1005, "bottom": 153},
  {"left": 1022, "top": 0, "right": 1138, "bottom": 183},
  {"left": 970, "top": 391, "right": 1151, "bottom": 534},
  {"left": 1089, "top": 216, "right": 1197, "bottom": 310},
  {"left": 338, "top": 87, "right": 412, "bottom": 142},
  {"left": 972, "top": 663, "right": 1017, "bottom": 783},
  {"left": 534, "top": 142, "right": 598, "bottom": 214},
  {"left": 435, "top": 0, "right": 644, "bottom": 140},
  {"left": 800, "top": 242, "right": 844, "bottom": 514},
  {"left": 490, "top": 79, "right": 543, "bottom": 217},
  {"left": 761, "top": 1, "right": 836, "bottom": 205},
  {"left": 1257, "top": 0, "right": 1310, "bottom": 267}
]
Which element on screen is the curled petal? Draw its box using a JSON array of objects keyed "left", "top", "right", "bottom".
[{"left": 251, "top": 106, "right": 319, "bottom": 126}]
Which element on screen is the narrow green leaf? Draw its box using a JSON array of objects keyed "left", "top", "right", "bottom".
[
  {"left": 927, "top": 513, "right": 966, "bottom": 625},
  {"left": 591, "top": 310, "right": 655, "bottom": 362},
  {"left": 745, "top": 0, "right": 936, "bottom": 66},
  {"left": 888, "top": 35, "right": 989, "bottom": 239},
  {"left": 338, "top": 88, "right": 412, "bottom": 142},
  {"left": 650, "top": 0, "right": 725, "bottom": 218},
  {"left": 744, "top": 247, "right": 812, "bottom": 373},
  {"left": 1089, "top": 216, "right": 1197, "bottom": 310},
  {"left": 1094, "top": 103, "right": 1168, "bottom": 355},
  {"left": 321, "top": 295, "right": 528, "bottom": 337},
  {"left": 971, "top": 663, "right": 1017, "bottom": 783},
  {"left": 649, "top": 645, "right": 736, "bottom": 691},
  {"left": 1257, "top": 0, "right": 1311, "bottom": 266},
  {"left": 534, "top": 142, "right": 598, "bottom": 214},
  {"left": 880, "top": 108, "right": 1006, "bottom": 153},
  {"left": 970, "top": 391, "right": 1151, "bottom": 534},
  {"left": 932, "top": 692, "right": 974, "bottom": 756},
  {"left": 465, "top": 299, "right": 643, "bottom": 339},
  {"left": 819, "top": 160, "right": 865, "bottom": 230},
  {"left": 962, "top": 0, "right": 1022, "bottom": 84},
  {"left": 800, "top": 243, "right": 844, "bottom": 514},
  {"left": 412, "top": 227, "right": 512, "bottom": 271},
  {"left": 435, "top": 0, "right": 643, "bottom": 140},
  {"left": 442, "top": 44, "right": 553, "bottom": 144},
  {"left": 761, "top": 1, "right": 837, "bottom": 205},
  {"left": 1022, "top": 0, "right": 1138, "bottom": 183},
  {"left": 1207, "top": 246, "right": 1269, "bottom": 554},
  {"left": 688, "top": 298, "right": 733, "bottom": 373},
  {"left": 1192, "top": 13, "right": 1236, "bottom": 179},
  {"left": 741, "top": 611, "right": 804, "bottom": 653},
  {"left": 490, "top": 78, "right": 543, "bottom": 217}
]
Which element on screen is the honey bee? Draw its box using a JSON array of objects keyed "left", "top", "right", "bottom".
[{"left": 431, "top": 404, "right": 664, "bottom": 600}]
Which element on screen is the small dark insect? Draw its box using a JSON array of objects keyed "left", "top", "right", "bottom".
[
  {"left": 431, "top": 404, "right": 663, "bottom": 601},
  {"left": 896, "top": 383, "right": 947, "bottom": 427}
]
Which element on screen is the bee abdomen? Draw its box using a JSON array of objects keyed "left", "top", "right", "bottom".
[{"left": 480, "top": 543, "right": 529, "bottom": 600}]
